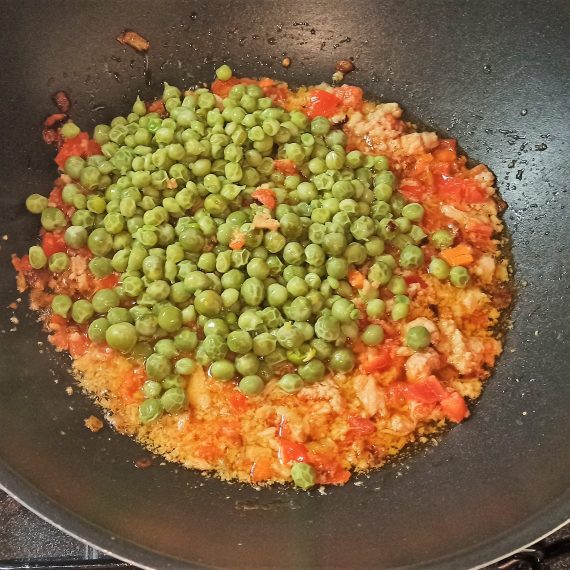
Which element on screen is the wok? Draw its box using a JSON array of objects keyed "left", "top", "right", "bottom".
[{"left": 0, "top": 1, "right": 568, "bottom": 568}]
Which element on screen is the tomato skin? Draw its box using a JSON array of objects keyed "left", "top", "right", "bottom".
[
  {"left": 251, "top": 188, "right": 277, "bottom": 209},
  {"left": 306, "top": 89, "right": 341, "bottom": 119},
  {"left": 333, "top": 85, "right": 363, "bottom": 109},
  {"left": 403, "top": 376, "right": 448, "bottom": 404},
  {"left": 147, "top": 99, "right": 166, "bottom": 115},
  {"left": 12, "top": 254, "right": 32, "bottom": 273},
  {"left": 278, "top": 438, "right": 309, "bottom": 464},
  {"left": 440, "top": 392, "right": 470, "bottom": 422},
  {"left": 41, "top": 231, "right": 67, "bottom": 256},
  {"left": 229, "top": 391, "right": 250, "bottom": 414},
  {"left": 347, "top": 416, "right": 376, "bottom": 436},
  {"left": 54, "top": 133, "right": 101, "bottom": 169},
  {"left": 273, "top": 159, "right": 297, "bottom": 175},
  {"left": 93, "top": 273, "right": 119, "bottom": 290},
  {"left": 359, "top": 340, "right": 397, "bottom": 373},
  {"left": 435, "top": 176, "right": 487, "bottom": 204}
]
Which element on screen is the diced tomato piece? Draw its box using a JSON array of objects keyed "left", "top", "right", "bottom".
[
  {"left": 333, "top": 85, "right": 363, "bottom": 109},
  {"left": 67, "top": 332, "right": 90, "bottom": 357},
  {"left": 273, "top": 159, "right": 298, "bottom": 175},
  {"left": 404, "top": 376, "right": 448, "bottom": 404},
  {"left": 435, "top": 176, "right": 487, "bottom": 204},
  {"left": 229, "top": 391, "right": 250, "bottom": 414},
  {"left": 347, "top": 416, "right": 376, "bottom": 436},
  {"left": 278, "top": 438, "right": 309, "bottom": 464},
  {"left": 93, "top": 273, "right": 120, "bottom": 290},
  {"left": 306, "top": 89, "right": 341, "bottom": 119},
  {"left": 54, "top": 133, "right": 101, "bottom": 169},
  {"left": 229, "top": 231, "right": 246, "bottom": 250},
  {"left": 121, "top": 368, "right": 146, "bottom": 402},
  {"left": 147, "top": 99, "right": 166, "bottom": 115},
  {"left": 251, "top": 188, "right": 277, "bottom": 209},
  {"left": 41, "top": 231, "right": 67, "bottom": 256},
  {"left": 404, "top": 274, "right": 426, "bottom": 288},
  {"left": 250, "top": 456, "right": 273, "bottom": 482},
  {"left": 399, "top": 179, "right": 428, "bottom": 201},
  {"left": 437, "top": 139, "right": 457, "bottom": 153},
  {"left": 348, "top": 269, "right": 365, "bottom": 289},
  {"left": 440, "top": 392, "right": 470, "bottom": 423},
  {"left": 49, "top": 314, "right": 68, "bottom": 327},
  {"left": 44, "top": 113, "right": 67, "bottom": 128},
  {"left": 262, "top": 83, "right": 290, "bottom": 104},
  {"left": 211, "top": 77, "right": 241, "bottom": 98},
  {"left": 12, "top": 254, "right": 32, "bottom": 273},
  {"left": 308, "top": 451, "right": 350, "bottom": 485},
  {"left": 359, "top": 341, "right": 397, "bottom": 373}
]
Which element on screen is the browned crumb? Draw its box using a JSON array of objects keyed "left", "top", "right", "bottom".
[
  {"left": 117, "top": 30, "right": 150, "bottom": 53},
  {"left": 52, "top": 91, "right": 71, "bottom": 113},
  {"left": 65, "top": 386, "right": 74, "bottom": 396},
  {"left": 281, "top": 56, "right": 292, "bottom": 69},
  {"left": 8, "top": 302, "right": 18, "bottom": 310},
  {"left": 336, "top": 59, "right": 355, "bottom": 74},
  {"left": 134, "top": 457, "right": 153, "bottom": 469},
  {"left": 84, "top": 415, "right": 104, "bottom": 432}
]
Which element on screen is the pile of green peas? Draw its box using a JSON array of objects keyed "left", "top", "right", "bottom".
[{"left": 25, "top": 65, "right": 469, "bottom": 428}]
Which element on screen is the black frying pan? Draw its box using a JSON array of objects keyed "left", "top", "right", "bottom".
[{"left": 0, "top": 1, "right": 568, "bottom": 568}]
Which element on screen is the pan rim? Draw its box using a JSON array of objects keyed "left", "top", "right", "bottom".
[{"left": 1, "top": 459, "right": 568, "bottom": 570}]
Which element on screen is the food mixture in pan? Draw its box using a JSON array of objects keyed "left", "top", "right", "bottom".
[{"left": 13, "top": 65, "right": 511, "bottom": 488}]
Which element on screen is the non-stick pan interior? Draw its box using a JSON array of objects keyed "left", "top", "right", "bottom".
[{"left": 0, "top": 1, "right": 568, "bottom": 568}]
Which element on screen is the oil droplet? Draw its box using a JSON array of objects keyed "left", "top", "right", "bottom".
[
  {"left": 483, "top": 64, "right": 492, "bottom": 73},
  {"left": 520, "top": 109, "right": 528, "bottom": 116},
  {"left": 267, "top": 37, "right": 276, "bottom": 45},
  {"left": 535, "top": 143, "right": 548, "bottom": 151}
]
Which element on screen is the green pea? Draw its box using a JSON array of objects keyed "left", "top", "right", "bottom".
[
  {"left": 290, "top": 462, "right": 316, "bottom": 490},
  {"left": 51, "top": 294, "right": 72, "bottom": 318},
  {"left": 399, "top": 245, "right": 424, "bottom": 269},
  {"left": 252, "top": 332, "right": 276, "bottom": 357},
  {"left": 298, "top": 360, "right": 326, "bottom": 384},
  {"left": 105, "top": 322, "right": 137, "bottom": 353},
  {"left": 194, "top": 290, "right": 223, "bottom": 317},
  {"left": 391, "top": 302, "right": 410, "bottom": 321},
  {"left": 277, "top": 373, "right": 303, "bottom": 393},
  {"left": 71, "top": 299, "right": 94, "bottom": 324},
  {"left": 450, "top": 266, "right": 470, "bottom": 288},
  {"left": 366, "top": 298, "right": 386, "bottom": 318},
  {"left": 402, "top": 203, "right": 424, "bottom": 222},
  {"left": 28, "top": 245, "right": 47, "bottom": 269},
  {"left": 210, "top": 360, "right": 235, "bottom": 381},
  {"left": 429, "top": 258, "right": 451, "bottom": 280},
  {"left": 362, "top": 324, "right": 385, "bottom": 346},
  {"left": 88, "top": 317, "right": 111, "bottom": 343},
  {"left": 239, "top": 375, "right": 265, "bottom": 396},
  {"left": 41, "top": 207, "right": 66, "bottom": 231},
  {"left": 329, "top": 348, "right": 355, "bottom": 373},
  {"left": 431, "top": 229, "right": 454, "bottom": 250},
  {"left": 174, "top": 358, "right": 195, "bottom": 375},
  {"left": 139, "top": 398, "right": 162, "bottom": 424},
  {"left": 25, "top": 193, "right": 48, "bottom": 214}
]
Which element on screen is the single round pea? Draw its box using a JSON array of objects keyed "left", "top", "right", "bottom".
[
  {"left": 25, "top": 193, "right": 48, "bottom": 214},
  {"left": 145, "top": 353, "right": 172, "bottom": 381},
  {"left": 91, "top": 288, "right": 120, "bottom": 314},
  {"left": 431, "top": 229, "right": 454, "bottom": 250},
  {"left": 406, "top": 325, "right": 431, "bottom": 350},
  {"left": 216, "top": 64, "right": 233, "bottom": 81},
  {"left": 277, "top": 373, "right": 303, "bottom": 393},
  {"left": 194, "top": 290, "right": 223, "bottom": 317},
  {"left": 161, "top": 387, "right": 186, "bottom": 413},
  {"left": 142, "top": 380, "right": 162, "bottom": 399},
  {"left": 105, "top": 322, "right": 137, "bottom": 353},
  {"left": 429, "top": 258, "right": 451, "bottom": 280},
  {"left": 139, "top": 398, "right": 162, "bottom": 424},
  {"left": 28, "top": 245, "right": 47, "bottom": 269},
  {"left": 235, "top": 353, "right": 260, "bottom": 376},
  {"left": 450, "top": 266, "right": 470, "bottom": 288},
  {"left": 157, "top": 305, "right": 182, "bottom": 333},
  {"left": 402, "top": 203, "right": 424, "bottom": 222},
  {"left": 40, "top": 207, "right": 66, "bottom": 231},
  {"left": 329, "top": 348, "right": 355, "bottom": 373},
  {"left": 71, "top": 299, "right": 94, "bottom": 324},
  {"left": 175, "top": 358, "right": 196, "bottom": 375},
  {"left": 290, "top": 462, "right": 316, "bottom": 490},
  {"left": 88, "top": 317, "right": 111, "bottom": 343},
  {"left": 210, "top": 360, "right": 235, "bottom": 381},
  {"left": 361, "top": 324, "right": 385, "bottom": 346},
  {"left": 298, "top": 360, "right": 326, "bottom": 384},
  {"left": 366, "top": 298, "right": 386, "bottom": 318},
  {"left": 51, "top": 294, "right": 72, "bottom": 318},
  {"left": 391, "top": 302, "right": 410, "bottom": 321},
  {"left": 48, "top": 252, "right": 69, "bottom": 273},
  {"left": 239, "top": 375, "right": 264, "bottom": 396},
  {"left": 399, "top": 244, "right": 424, "bottom": 269},
  {"left": 64, "top": 225, "right": 88, "bottom": 249}
]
